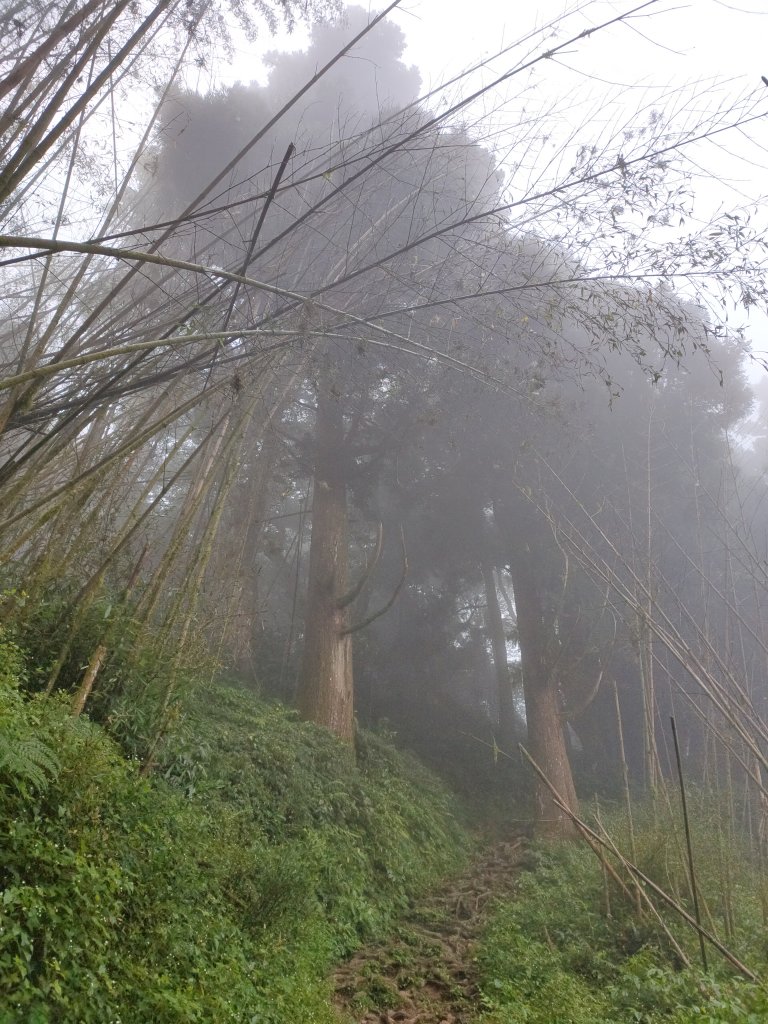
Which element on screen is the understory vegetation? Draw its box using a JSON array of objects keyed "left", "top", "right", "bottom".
[
  {"left": 475, "top": 806, "right": 768, "bottom": 1024},
  {"left": 5, "top": 603, "right": 768, "bottom": 1023},
  {"left": 4, "top": 3, "right": 768, "bottom": 1021},
  {"left": 0, "top": 624, "right": 467, "bottom": 1024}
]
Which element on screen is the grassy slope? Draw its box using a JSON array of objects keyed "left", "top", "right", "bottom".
[
  {"left": 0, "top": 630, "right": 468, "bottom": 1024},
  {"left": 8, "top": 610, "right": 766, "bottom": 1024},
  {"left": 474, "top": 824, "right": 768, "bottom": 1024}
]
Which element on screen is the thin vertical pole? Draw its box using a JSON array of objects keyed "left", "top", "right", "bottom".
[{"left": 670, "top": 715, "right": 708, "bottom": 971}]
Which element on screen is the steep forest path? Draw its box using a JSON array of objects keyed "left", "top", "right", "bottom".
[{"left": 332, "top": 834, "right": 527, "bottom": 1024}]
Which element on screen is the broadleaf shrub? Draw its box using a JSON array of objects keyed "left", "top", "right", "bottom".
[{"left": 0, "top": 639, "right": 467, "bottom": 1023}]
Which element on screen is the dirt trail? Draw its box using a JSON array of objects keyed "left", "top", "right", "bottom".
[{"left": 333, "top": 835, "right": 527, "bottom": 1024}]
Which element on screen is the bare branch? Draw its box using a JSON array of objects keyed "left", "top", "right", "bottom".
[
  {"left": 343, "top": 525, "right": 408, "bottom": 635},
  {"left": 337, "top": 520, "right": 383, "bottom": 610}
]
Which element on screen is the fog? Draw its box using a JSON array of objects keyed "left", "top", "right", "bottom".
[
  {"left": 8, "top": 7, "right": 768, "bottom": 1017},
  {"left": 119, "top": 8, "right": 768, "bottom": 826},
  {"left": 3, "top": 1, "right": 768, "bottom": 837}
]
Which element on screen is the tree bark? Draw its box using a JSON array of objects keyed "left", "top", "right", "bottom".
[
  {"left": 297, "top": 366, "right": 354, "bottom": 743},
  {"left": 481, "top": 561, "right": 516, "bottom": 745},
  {"left": 508, "top": 549, "right": 578, "bottom": 839}
]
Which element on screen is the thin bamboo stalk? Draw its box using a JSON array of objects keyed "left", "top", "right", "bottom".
[
  {"left": 520, "top": 744, "right": 760, "bottom": 984},
  {"left": 670, "top": 715, "right": 708, "bottom": 971},
  {"left": 71, "top": 645, "right": 108, "bottom": 718}
]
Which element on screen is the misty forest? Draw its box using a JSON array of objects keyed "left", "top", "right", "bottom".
[{"left": 4, "top": 1, "right": 768, "bottom": 1021}]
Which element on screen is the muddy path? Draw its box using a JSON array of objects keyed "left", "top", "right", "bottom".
[{"left": 332, "top": 835, "right": 527, "bottom": 1024}]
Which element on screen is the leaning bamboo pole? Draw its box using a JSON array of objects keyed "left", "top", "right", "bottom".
[
  {"left": 520, "top": 744, "right": 760, "bottom": 984},
  {"left": 140, "top": 414, "right": 259, "bottom": 775},
  {"left": 133, "top": 415, "right": 233, "bottom": 628},
  {"left": 41, "top": 402, "right": 232, "bottom": 693},
  {"left": 70, "top": 645, "right": 108, "bottom": 718}
]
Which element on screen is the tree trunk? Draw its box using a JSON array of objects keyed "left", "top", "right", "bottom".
[
  {"left": 508, "top": 550, "right": 578, "bottom": 839},
  {"left": 297, "top": 367, "right": 354, "bottom": 743},
  {"left": 481, "top": 561, "right": 516, "bottom": 745}
]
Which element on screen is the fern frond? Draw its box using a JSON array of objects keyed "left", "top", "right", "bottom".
[{"left": 0, "top": 733, "right": 59, "bottom": 790}]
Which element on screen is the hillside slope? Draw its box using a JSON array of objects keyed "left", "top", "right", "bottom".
[{"left": 0, "top": 630, "right": 467, "bottom": 1023}]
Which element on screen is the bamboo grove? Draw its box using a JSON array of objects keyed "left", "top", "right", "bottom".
[{"left": 3, "top": 0, "right": 768, "bottom": 973}]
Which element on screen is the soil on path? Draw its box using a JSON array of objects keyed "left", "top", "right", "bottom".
[{"left": 332, "top": 834, "right": 527, "bottom": 1024}]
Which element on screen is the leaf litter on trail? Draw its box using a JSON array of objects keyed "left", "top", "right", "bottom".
[{"left": 333, "top": 835, "right": 528, "bottom": 1024}]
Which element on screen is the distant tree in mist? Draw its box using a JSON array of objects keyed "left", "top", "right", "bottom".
[
  {"left": 131, "top": 8, "right": 511, "bottom": 744},
  {"left": 2, "top": 2, "right": 768, "bottom": 838},
  {"left": 350, "top": 300, "right": 755, "bottom": 833},
  {"left": 142, "top": 7, "right": 420, "bottom": 218}
]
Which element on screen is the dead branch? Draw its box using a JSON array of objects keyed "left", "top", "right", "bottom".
[
  {"left": 337, "top": 521, "right": 384, "bottom": 610},
  {"left": 342, "top": 525, "right": 408, "bottom": 635}
]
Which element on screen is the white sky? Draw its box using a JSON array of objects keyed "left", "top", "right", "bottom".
[
  {"left": 392, "top": 1, "right": 768, "bottom": 204},
  {"left": 229, "top": 1, "right": 768, "bottom": 115},
  {"left": 216, "top": 0, "right": 768, "bottom": 368},
  {"left": 391, "top": 1, "right": 768, "bottom": 90}
]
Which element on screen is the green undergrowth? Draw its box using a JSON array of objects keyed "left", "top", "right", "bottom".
[
  {"left": 0, "top": 627, "right": 468, "bottom": 1023},
  {"left": 474, "top": 803, "right": 768, "bottom": 1024}
]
